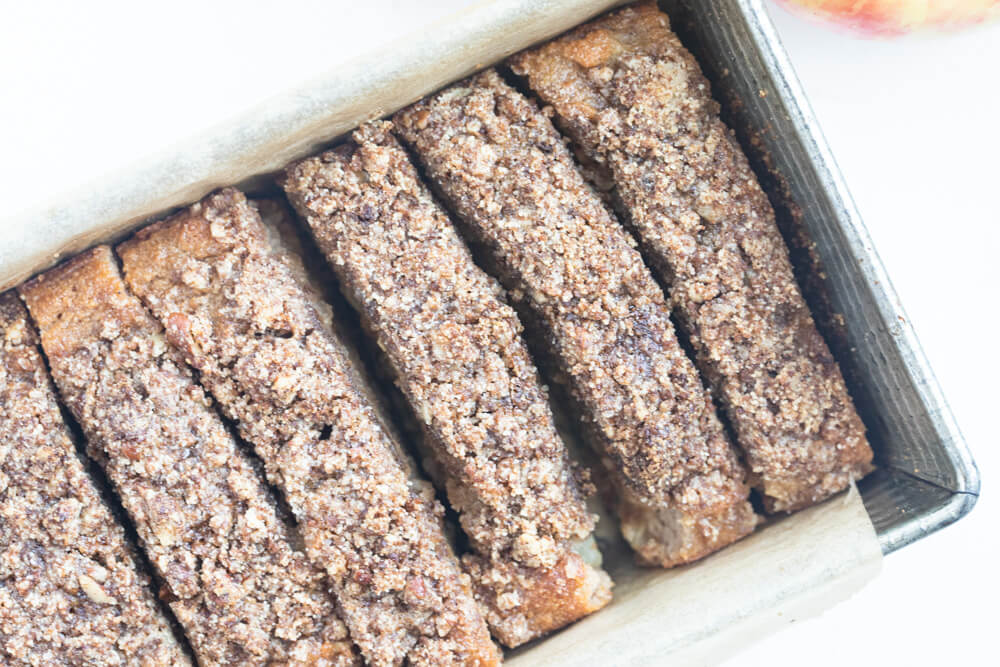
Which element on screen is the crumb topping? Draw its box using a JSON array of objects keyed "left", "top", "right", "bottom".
[
  {"left": 395, "top": 70, "right": 755, "bottom": 567},
  {"left": 19, "top": 250, "right": 355, "bottom": 667},
  {"left": 510, "top": 1, "right": 873, "bottom": 510},
  {"left": 0, "top": 292, "right": 189, "bottom": 667},
  {"left": 283, "top": 122, "right": 612, "bottom": 646},
  {"left": 118, "top": 191, "right": 499, "bottom": 667}
]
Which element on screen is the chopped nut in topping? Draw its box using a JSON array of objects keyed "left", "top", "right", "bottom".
[{"left": 79, "top": 574, "right": 116, "bottom": 605}]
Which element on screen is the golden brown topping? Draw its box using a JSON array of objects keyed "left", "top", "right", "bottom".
[
  {"left": 0, "top": 291, "right": 189, "bottom": 667},
  {"left": 284, "top": 121, "right": 612, "bottom": 646}
]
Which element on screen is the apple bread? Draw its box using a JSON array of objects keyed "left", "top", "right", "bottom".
[
  {"left": 510, "top": 1, "right": 873, "bottom": 511},
  {"left": 395, "top": 70, "right": 757, "bottom": 568},
  {"left": 117, "top": 190, "right": 499, "bottom": 667},
  {"left": 19, "top": 249, "right": 357, "bottom": 667},
  {"left": 0, "top": 291, "right": 188, "bottom": 667},
  {"left": 283, "top": 121, "right": 613, "bottom": 647}
]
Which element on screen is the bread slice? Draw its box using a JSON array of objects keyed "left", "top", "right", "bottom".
[
  {"left": 284, "top": 122, "right": 613, "bottom": 647},
  {"left": 117, "top": 190, "right": 499, "bottom": 667},
  {"left": 0, "top": 291, "right": 189, "bottom": 666},
  {"left": 395, "top": 70, "right": 757, "bottom": 568},
  {"left": 510, "top": 1, "right": 873, "bottom": 511},
  {"left": 19, "top": 249, "right": 357, "bottom": 667}
]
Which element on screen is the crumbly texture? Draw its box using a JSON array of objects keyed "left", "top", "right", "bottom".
[
  {"left": 395, "top": 70, "right": 756, "bottom": 567},
  {"left": 19, "top": 249, "right": 356, "bottom": 667},
  {"left": 118, "top": 189, "right": 499, "bottom": 667},
  {"left": 0, "top": 292, "right": 188, "bottom": 667},
  {"left": 283, "top": 122, "right": 612, "bottom": 647},
  {"left": 509, "top": 1, "right": 873, "bottom": 511}
]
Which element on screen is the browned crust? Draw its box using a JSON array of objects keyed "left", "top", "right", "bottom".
[
  {"left": 463, "top": 551, "right": 611, "bottom": 646},
  {"left": 394, "top": 70, "right": 756, "bottom": 567},
  {"left": 283, "top": 121, "right": 612, "bottom": 646},
  {"left": 510, "top": 2, "right": 873, "bottom": 511},
  {"left": 117, "top": 190, "right": 499, "bottom": 667},
  {"left": 19, "top": 249, "right": 357, "bottom": 667},
  {"left": 17, "top": 246, "right": 143, "bottom": 361},
  {"left": 0, "top": 291, "right": 189, "bottom": 667}
]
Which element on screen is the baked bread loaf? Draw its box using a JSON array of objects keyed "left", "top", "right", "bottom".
[
  {"left": 0, "top": 291, "right": 188, "bottom": 667},
  {"left": 284, "top": 122, "right": 613, "bottom": 647}
]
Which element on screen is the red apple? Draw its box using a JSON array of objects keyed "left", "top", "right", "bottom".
[{"left": 777, "top": 0, "right": 1000, "bottom": 34}]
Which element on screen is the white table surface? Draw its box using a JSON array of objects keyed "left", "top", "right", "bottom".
[{"left": 2, "top": 2, "right": 996, "bottom": 664}]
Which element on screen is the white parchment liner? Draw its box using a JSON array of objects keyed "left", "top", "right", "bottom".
[
  {"left": 0, "top": 0, "right": 882, "bottom": 663},
  {"left": 0, "top": 0, "right": 628, "bottom": 291},
  {"left": 510, "top": 487, "right": 880, "bottom": 666}
]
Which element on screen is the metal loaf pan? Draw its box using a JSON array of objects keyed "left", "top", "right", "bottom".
[
  {"left": 0, "top": 1, "right": 978, "bottom": 662},
  {"left": 666, "top": 0, "right": 979, "bottom": 552}
]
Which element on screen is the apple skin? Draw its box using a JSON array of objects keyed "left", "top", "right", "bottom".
[{"left": 777, "top": 0, "right": 1000, "bottom": 35}]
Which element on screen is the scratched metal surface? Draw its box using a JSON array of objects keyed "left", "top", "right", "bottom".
[{"left": 661, "top": 0, "right": 979, "bottom": 553}]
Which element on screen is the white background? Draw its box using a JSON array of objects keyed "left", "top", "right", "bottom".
[{"left": 1, "top": 1, "right": 996, "bottom": 664}]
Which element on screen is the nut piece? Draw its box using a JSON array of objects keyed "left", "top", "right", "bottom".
[{"left": 79, "top": 574, "right": 116, "bottom": 605}]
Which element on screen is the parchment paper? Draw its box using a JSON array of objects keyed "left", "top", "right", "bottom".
[
  {"left": 0, "top": 0, "right": 627, "bottom": 291},
  {"left": 0, "top": 0, "right": 884, "bottom": 663},
  {"left": 509, "top": 487, "right": 880, "bottom": 665}
]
